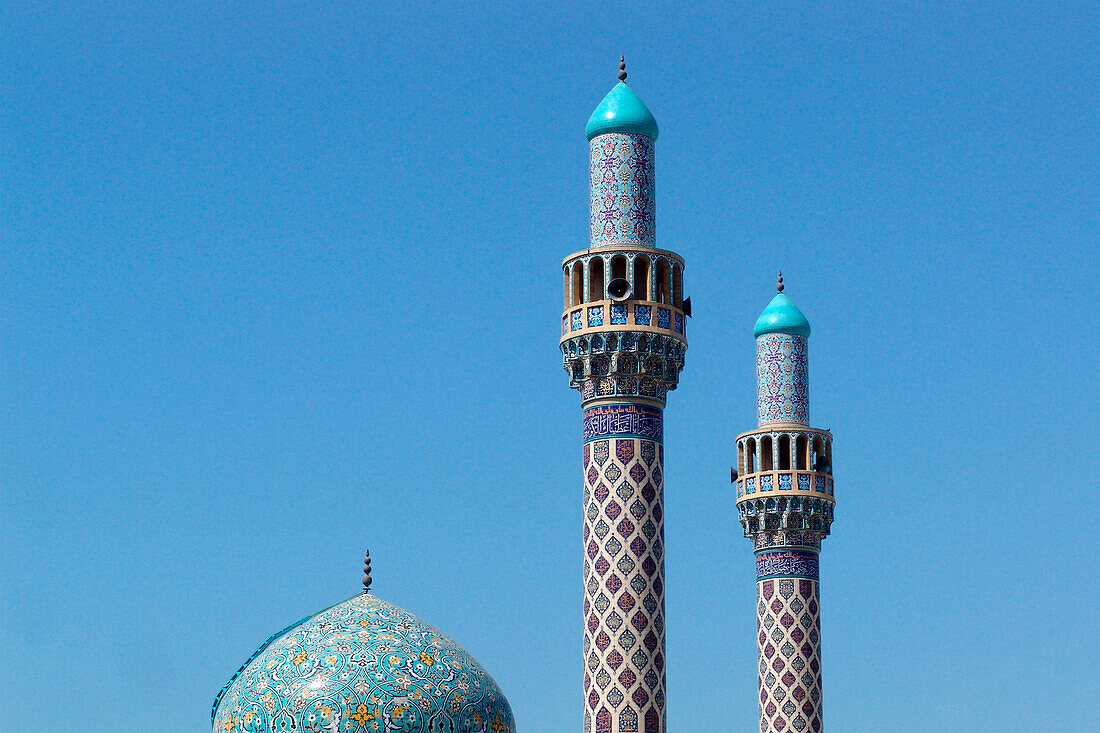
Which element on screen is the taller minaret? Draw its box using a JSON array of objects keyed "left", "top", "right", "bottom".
[
  {"left": 734, "top": 274, "right": 835, "bottom": 733},
  {"left": 560, "top": 59, "right": 688, "bottom": 733}
]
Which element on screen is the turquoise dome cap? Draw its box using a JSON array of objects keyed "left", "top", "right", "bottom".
[
  {"left": 212, "top": 592, "right": 515, "bottom": 732},
  {"left": 754, "top": 282, "right": 811, "bottom": 337},
  {"left": 586, "top": 82, "right": 659, "bottom": 141}
]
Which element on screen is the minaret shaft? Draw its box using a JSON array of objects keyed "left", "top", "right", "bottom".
[
  {"left": 755, "top": 557, "right": 822, "bottom": 732},
  {"left": 582, "top": 403, "right": 666, "bottom": 733}
]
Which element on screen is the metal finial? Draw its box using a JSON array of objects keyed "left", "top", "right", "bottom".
[
  {"left": 777, "top": 270, "right": 784, "bottom": 293},
  {"left": 618, "top": 55, "right": 628, "bottom": 82},
  {"left": 362, "top": 550, "right": 372, "bottom": 594}
]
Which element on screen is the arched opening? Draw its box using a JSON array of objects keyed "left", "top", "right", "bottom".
[
  {"left": 563, "top": 268, "right": 570, "bottom": 308},
  {"left": 655, "top": 259, "right": 670, "bottom": 304},
  {"left": 589, "top": 258, "right": 605, "bottom": 302},
  {"left": 761, "top": 436, "right": 773, "bottom": 471},
  {"left": 778, "top": 434, "right": 791, "bottom": 470},
  {"left": 796, "top": 435, "right": 808, "bottom": 470},
  {"left": 746, "top": 438, "right": 756, "bottom": 473},
  {"left": 738, "top": 442, "right": 745, "bottom": 475},
  {"left": 633, "top": 257, "right": 650, "bottom": 301},
  {"left": 572, "top": 261, "right": 584, "bottom": 305},
  {"left": 672, "top": 264, "right": 683, "bottom": 308},
  {"left": 610, "top": 255, "right": 627, "bottom": 282}
]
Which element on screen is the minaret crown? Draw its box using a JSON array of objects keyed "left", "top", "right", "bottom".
[
  {"left": 753, "top": 290, "right": 811, "bottom": 338},
  {"left": 585, "top": 72, "right": 659, "bottom": 141}
]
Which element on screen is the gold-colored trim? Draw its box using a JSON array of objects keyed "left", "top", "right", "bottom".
[
  {"left": 735, "top": 426, "right": 832, "bottom": 441},
  {"left": 560, "top": 247, "right": 686, "bottom": 269},
  {"left": 583, "top": 396, "right": 666, "bottom": 409},
  {"left": 735, "top": 490, "right": 834, "bottom": 504}
]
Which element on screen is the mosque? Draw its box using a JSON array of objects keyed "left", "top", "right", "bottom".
[{"left": 211, "top": 59, "right": 836, "bottom": 733}]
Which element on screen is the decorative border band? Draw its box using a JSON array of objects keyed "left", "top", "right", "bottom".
[
  {"left": 583, "top": 403, "right": 663, "bottom": 443},
  {"left": 755, "top": 550, "right": 819, "bottom": 580}
]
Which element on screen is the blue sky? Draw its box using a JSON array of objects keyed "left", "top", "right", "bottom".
[{"left": 3, "top": 2, "right": 1098, "bottom": 731}]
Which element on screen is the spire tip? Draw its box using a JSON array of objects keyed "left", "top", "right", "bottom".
[
  {"left": 617, "top": 55, "right": 628, "bottom": 82},
  {"left": 362, "top": 550, "right": 372, "bottom": 594}
]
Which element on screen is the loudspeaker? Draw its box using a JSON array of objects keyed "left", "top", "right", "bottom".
[{"left": 607, "top": 278, "right": 632, "bottom": 301}]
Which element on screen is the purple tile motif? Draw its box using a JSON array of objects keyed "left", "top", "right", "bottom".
[
  {"left": 674, "top": 313, "right": 683, "bottom": 334},
  {"left": 589, "top": 133, "right": 655, "bottom": 249},
  {"left": 656, "top": 308, "right": 670, "bottom": 329},
  {"left": 756, "top": 333, "right": 809, "bottom": 426}
]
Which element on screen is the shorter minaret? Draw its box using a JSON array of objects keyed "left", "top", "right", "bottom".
[{"left": 734, "top": 274, "right": 835, "bottom": 733}]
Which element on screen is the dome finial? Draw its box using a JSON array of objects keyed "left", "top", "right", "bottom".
[
  {"left": 777, "top": 270, "right": 785, "bottom": 293},
  {"left": 361, "top": 550, "right": 372, "bottom": 594},
  {"left": 618, "top": 55, "right": 628, "bottom": 82}
]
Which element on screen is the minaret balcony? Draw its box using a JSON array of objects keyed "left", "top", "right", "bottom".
[
  {"left": 560, "top": 299, "right": 687, "bottom": 343},
  {"left": 734, "top": 426, "right": 834, "bottom": 504},
  {"left": 734, "top": 468, "right": 834, "bottom": 502}
]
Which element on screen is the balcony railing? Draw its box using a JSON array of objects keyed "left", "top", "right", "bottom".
[{"left": 561, "top": 300, "right": 685, "bottom": 339}]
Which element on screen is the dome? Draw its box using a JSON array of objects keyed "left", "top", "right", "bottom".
[
  {"left": 754, "top": 293, "right": 811, "bottom": 338},
  {"left": 211, "top": 592, "right": 515, "bottom": 733},
  {"left": 585, "top": 82, "right": 659, "bottom": 141}
]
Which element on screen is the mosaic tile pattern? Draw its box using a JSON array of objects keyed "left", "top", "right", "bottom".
[
  {"left": 589, "top": 133, "right": 655, "bottom": 249},
  {"left": 212, "top": 593, "right": 514, "bottom": 733},
  {"left": 562, "top": 332, "right": 685, "bottom": 406},
  {"left": 757, "top": 334, "right": 808, "bottom": 426},
  {"left": 756, "top": 578, "right": 822, "bottom": 733},
  {"left": 582, "top": 414, "right": 666, "bottom": 733}
]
